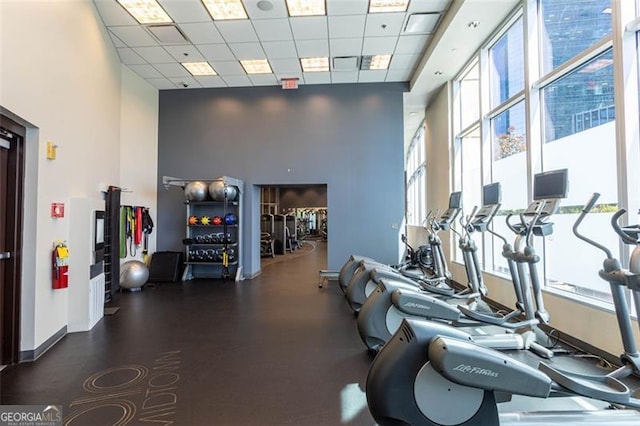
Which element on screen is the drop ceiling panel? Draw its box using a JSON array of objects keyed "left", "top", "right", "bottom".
[
  {"left": 94, "top": 1, "right": 137, "bottom": 26},
  {"left": 331, "top": 71, "right": 359, "bottom": 84},
  {"left": 128, "top": 64, "right": 165, "bottom": 79},
  {"left": 390, "top": 53, "right": 420, "bottom": 69},
  {"left": 117, "top": 47, "right": 147, "bottom": 65},
  {"left": 223, "top": 75, "right": 253, "bottom": 87},
  {"left": 179, "top": 23, "right": 225, "bottom": 44},
  {"left": 157, "top": 0, "right": 211, "bottom": 23},
  {"left": 329, "top": 38, "right": 363, "bottom": 57},
  {"left": 295, "top": 39, "right": 329, "bottom": 57},
  {"left": 362, "top": 36, "right": 398, "bottom": 55},
  {"left": 133, "top": 46, "right": 175, "bottom": 64},
  {"left": 154, "top": 63, "right": 192, "bottom": 78},
  {"left": 198, "top": 43, "right": 236, "bottom": 61},
  {"left": 275, "top": 72, "right": 303, "bottom": 82},
  {"left": 109, "top": 32, "right": 126, "bottom": 48},
  {"left": 147, "top": 78, "right": 177, "bottom": 90},
  {"left": 215, "top": 20, "right": 259, "bottom": 43},
  {"left": 270, "top": 58, "right": 302, "bottom": 74},
  {"left": 228, "top": 42, "right": 267, "bottom": 60},
  {"left": 249, "top": 74, "right": 278, "bottom": 86},
  {"left": 290, "top": 16, "right": 328, "bottom": 40},
  {"left": 252, "top": 18, "right": 294, "bottom": 42},
  {"left": 109, "top": 26, "right": 158, "bottom": 47},
  {"left": 326, "top": 0, "right": 369, "bottom": 16},
  {"left": 164, "top": 45, "right": 206, "bottom": 62},
  {"left": 328, "top": 15, "right": 366, "bottom": 38},
  {"left": 395, "top": 34, "right": 431, "bottom": 54},
  {"left": 364, "top": 13, "right": 406, "bottom": 37},
  {"left": 211, "top": 61, "right": 246, "bottom": 75},
  {"left": 195, "top": 76, "right": 228, "bottom": 88},
  {"left": 385, "top": 68, "right": 412, "bottom": 81},
  {"left": 169, "top": 77, "right": 202, "bottom": 88},
  {"left": 359, "top": 70, "right": 388, "bottom": 82},
  {"left": 303, "top": 72, "right": 331, "bottom": 84},
  {"left": 262, "top": 40, "right": 298, "bottom": 59}
]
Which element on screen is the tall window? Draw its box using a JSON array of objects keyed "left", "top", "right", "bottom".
[
  {"left": 406, "top": 124, "right": 426, "bottom": 226},
  {"left": 487, "top": 17, "right": 526, "bottom": 275}
]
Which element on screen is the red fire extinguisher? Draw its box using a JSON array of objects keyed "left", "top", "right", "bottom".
[{"left": 52, "top": 241, "right": 69, "bottom": 289}]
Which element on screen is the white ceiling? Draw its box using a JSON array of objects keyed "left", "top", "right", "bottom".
[{"left": 94, "top": 0, "right": 520, "bottom": 144}]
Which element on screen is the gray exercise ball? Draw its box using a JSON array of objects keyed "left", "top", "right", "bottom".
[
  {"left": 120, "top": 260, "right": 149, "bottom": 290},
  {"left": 209, "top": 181, "right": 239, "bottom": 201},
  {"left": 184, "top": 181, "right": 209, "bottom": 201}
]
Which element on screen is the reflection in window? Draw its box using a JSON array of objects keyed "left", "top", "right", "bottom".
[
  {"left": 540, "top": 0, "right": 612, "bottom": 74},
  {"left": 458, "top": 61, "right": 480, "bottom": 130},
  {"left": 406, "top": 125, "right": 426, "bottom": 226},
  {"left": 541, "top": 49, "right": 617, "bottom": 302},
  {"left": 489, "top": 17, "right": 524, "bottom": 108},
  {"left": 490, "top": 102, "right": 528, "bottom": 274},
  {"left": 543, "top": 50, "right": 614, "bottom": 142}
]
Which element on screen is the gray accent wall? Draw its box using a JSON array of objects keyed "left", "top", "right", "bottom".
[
  {"left": 157, "top": 83, "right": 407, "bottom": 277},
  {"left": 278, "top": 185, "right": 327, "bottom": 211}
]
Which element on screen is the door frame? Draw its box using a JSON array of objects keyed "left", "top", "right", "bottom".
[{"left": 1, "top": 115, "right": 25, "bottom": 365}]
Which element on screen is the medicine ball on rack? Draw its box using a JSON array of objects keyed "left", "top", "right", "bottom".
[
  {"left": 212, "top": 216, "right": 223, "bottom": 226},
  {"left": 224, "top": 213, "right": 237, "bottom": 225},
  {"left": 200, "top": 215, "right": 211, "bottom": 226},
  {"left": 209, "top": 181, "right": 239, "bottom": 201},
  {"left": 184, "top": 181, "right": 209, "bottom": 201},
  {"left": 188, "top": 215, "right": 199, "bottom": 225}
]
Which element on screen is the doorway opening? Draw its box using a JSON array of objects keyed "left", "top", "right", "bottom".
[
  {"left": 259, "top": 184, "right": 327, "bottom": 266},
  {"left": 1, "top": 115, "right": 26, "bottom": 366}
]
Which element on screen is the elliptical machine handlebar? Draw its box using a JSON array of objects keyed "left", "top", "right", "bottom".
[
  {"left": 572, "top": 193, "right": 613, "bottom": 260},
  {"left": 612, "top": 209, "right": 640, "bottom": 244}
]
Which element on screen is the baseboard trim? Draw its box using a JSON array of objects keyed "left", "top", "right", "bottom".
[
  {"left": 245, "top": 269, "right": 261, "bottom": 279},
  {"left": 19, "top": 326, "right": 67, "bottom": 362}
]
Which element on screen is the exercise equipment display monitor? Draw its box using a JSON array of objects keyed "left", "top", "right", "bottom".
[
  {"left": 533, "top": 168, "right": 568, "bottom": 200},
  {"left": 448, "top": 191, "right": 462, "bottom": 209},
  {"left": 482, "top": 182, "right": 502, "bottom": 206}
]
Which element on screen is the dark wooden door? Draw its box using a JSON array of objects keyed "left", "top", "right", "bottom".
[{"left": 1, "top": 116, "right": 25, "bottom": 366}]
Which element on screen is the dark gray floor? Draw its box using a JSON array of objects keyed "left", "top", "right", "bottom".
[{"left": 1, "top": 241, "right": 376, "bottom": 425}]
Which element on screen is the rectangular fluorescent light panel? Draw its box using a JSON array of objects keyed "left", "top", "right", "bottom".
[
  {"left": 182, "top": 62, "right": 217, "bottom": 76},
  {"left": 369, "top": 0, "right": 409, "bottom": 13},
  {"left": 361, "top": 54, "right": 391, "bottom": 70},
  {"left": 241, "top": 59, "right": 272, "bottom": 74},
  {"left": 301, "top": 57, "right": 329, "bottom": 72},
  {"left": 286, "top": 0, "right": 326, "bottom": 16},
  {"left": 117, "top": 0, "right": 173, "bottom": 24},
  {"left": 202, "top": 0, "right": 248, "bottom": 20}
]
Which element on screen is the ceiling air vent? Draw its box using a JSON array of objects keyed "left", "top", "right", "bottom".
[
  {"left": 332, "top": 56, "right": 360, "bottom": 71},
  {"left": 403, "top": 13, "right": 441, "bottom": 34},
  {"left": 147, "top": 24, "right": 190, "bottom": 44}
]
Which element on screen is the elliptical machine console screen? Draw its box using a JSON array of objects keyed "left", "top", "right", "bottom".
[
  {"left": 473, "top": 183, "right": 502, "bottom": 231},
  {"left": 439, "top": 191, "right": 462, "bottom": 231},
  {"left": 482, "top": 182, "right": 502, "bottom": 206},
  {"left": 524, "top": 169, "right": 569, "bottom": 219}
]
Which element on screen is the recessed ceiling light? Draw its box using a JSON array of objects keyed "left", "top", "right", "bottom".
[
  {"left": 241, "top": 59, "right": 273, "bottom": 74},
  {"left": 257, "top": 0, "right": 274, "bottom": 11},
  {"left": 434, "top": 71, "right": 443, "bottom": 75},
  {"left": 182, "top": 62, "right": 217, "bottom": 76},
  {"left": 361, "top": 55, "right": 392, "bottom": 70},
  {"left": 468, "top": 20, "right": 480, "bottom": 29},
  {"left": 202, "top": 0, "right": 248, "bottom": 20},
  {"left": 301, "top": 57, "right": 329, "bottom": 72},
  {"left": 116, "top": 0, "right": 172, "bottom": 24},
  {"left": 369, "top": 0, "right": 409, "bottom": 13},
  {"left": 286, "top": 0, "right": 326, "bottom": 17}
]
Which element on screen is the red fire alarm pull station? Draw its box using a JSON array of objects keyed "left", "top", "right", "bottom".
[{"left": 51, "top": 203, "right": 65, "bottom": 218}]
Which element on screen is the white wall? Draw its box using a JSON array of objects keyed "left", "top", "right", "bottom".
[
  {"left": 119, "top": 65, "right": 159, "bottom": 264},
  {"left": 1, "top": 1, "right": 158, "bottom": 353}
]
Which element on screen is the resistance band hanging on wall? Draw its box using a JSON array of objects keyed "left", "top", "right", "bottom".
[{"left": 119, "top": 205, "right": 152, "bottom": 259}]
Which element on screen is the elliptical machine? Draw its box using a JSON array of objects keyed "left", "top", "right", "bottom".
[{"left": 365, "top": 189, "right": 640, "bottom": 426}]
